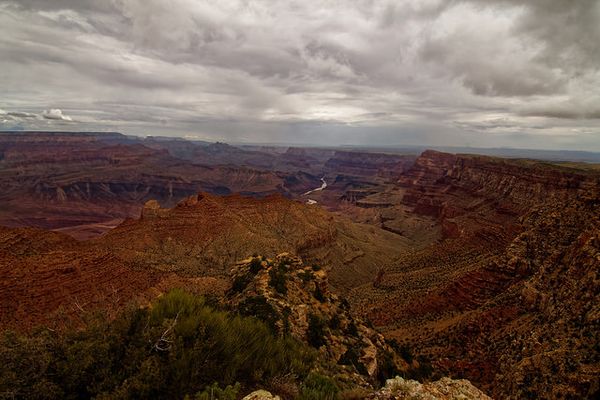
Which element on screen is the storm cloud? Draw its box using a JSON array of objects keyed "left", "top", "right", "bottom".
[{"left": 0, "top": 0, "right": 598, "bottom": 150}]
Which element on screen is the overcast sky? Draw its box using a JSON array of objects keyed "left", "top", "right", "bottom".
[{"left": 1, "top": 0, "right": 599, "bottom": 150}]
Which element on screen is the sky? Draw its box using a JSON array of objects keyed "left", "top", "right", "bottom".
[{"left": 1, "top": 0, "right": 599, "bottom": 150}]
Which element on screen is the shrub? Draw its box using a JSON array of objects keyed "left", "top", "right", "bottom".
[
  {"left": 249, "top": 257, "right": 263, "bottom": 275},
  {"left": 190, "top": 382, "right": 240, "bottom": 400},
  {"left": 298, "top": 372, "right": 339, "bottom": 400},
  {"left": 230, "top": 273, "right": 252, "bottom": 294},
  {"left": 269, "top": 265, "right": 288, "bottom": 295},
  {"left": 346, "top": 322, "right": 358, "bottom": 337},
  {"left": 0, "top": 289, "right": 316, "bottom": 400},
  {"left": 338, "top": 346, "right": 368, "bottom": 376},
  {"left": 376, "top": 349, "right": 399, "bottom": 384},
  {"left": 307, "top": 314, "right": 327, "bottom": 348},
  {"left": 329, "top": 315, "right": 341, "bottom": 331},
  {"left": 388, "top": 339, "right": 413, "bottom": 364},
  {"left": 399, "top": 345, "right": 413, "bottom": 364},
  {"left": 298, "top": 270, "right": 314, "bottom": 283},
  {"left": 313, "top": 285, "right": 326, "bottom": 303},
  {"left": 238, "top": 295, "right": 280, "bottom": 333}
]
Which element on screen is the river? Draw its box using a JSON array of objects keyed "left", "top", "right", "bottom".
[{"left": 304, "top": 177, "right": 327, "bottom": 204}]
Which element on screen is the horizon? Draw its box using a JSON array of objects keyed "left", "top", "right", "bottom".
[
  {"left": 3, "top": 129, "right": 600, "bottom": 157},
  {"left": 3, "top": 129, "right": 600, "bottom": 164},
  {"left": 1, "top": 1, "right": 599, "bottom": 151}
]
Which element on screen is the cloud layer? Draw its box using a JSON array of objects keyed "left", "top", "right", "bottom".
[{"left": 0, "top": 0, "right": 599, "bottom": 150}]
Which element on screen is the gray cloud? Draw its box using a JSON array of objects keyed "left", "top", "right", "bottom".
[{"left": 0, "top": 0, "right": 599, "bottom": 150}]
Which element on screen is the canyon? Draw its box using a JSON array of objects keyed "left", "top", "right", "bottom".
[{"left": 0, "top": 132, "right": 598, "bottom": 399}]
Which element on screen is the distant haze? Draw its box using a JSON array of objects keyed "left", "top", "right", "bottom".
[{"left": 1, "top": 0, "right": 599, "bottom": 150}]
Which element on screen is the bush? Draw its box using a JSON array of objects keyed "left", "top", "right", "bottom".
[
  {"left": 307, "top": 314, "right": 327, "bottom": 348},
  {"left": 269, "top": 265, "right": 288, "bottom": 295},
  {"left": 230, "top": 273, "right": 252, "bottom": 294},
  {"left": 0, "top": 290, "right": 316, "bottom": 400},
  {"left": 388, "top": 339, "right": 413, "bottom": 364},
  {"left": 313, "top": 285, "right": 326, "bottom": 303},
  {"left": 376, "top": 349, "right": 398, "bottom": 384},
  {"left": 329, "top": 315, "right": 341, "bottom": 331},
  {"left": 249, "top": 257, "right": 263, "bottom": 275},
  {"left": 399, "top": 345, "right": 413, "bottom": 364},
  {"left": 338, "top": 346, "right": 368, "bottom": 376},
  {"left": 189, "top": 382, "right": 240, "bottom": 400},
  {"left": 299, "top": 372, "right": 339, "bottom": 400},
  {"left": 298, "top": 270, "right": 314, "bottom": 283},
  {"left": 346, "top": 322, "right": 358, "bottom": 337},
  {"left": 237, "top": 295, "right": 280, "bottom": 333}
]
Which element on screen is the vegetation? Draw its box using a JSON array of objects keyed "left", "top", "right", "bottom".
[
  {"left": 269, "top": 263, "right": 289, "bottom": 295},
  {"left": 298, "top": 270, "right": 314, "bottom": 283},
  {"left": 237, "top": 295, "right": 280, "bottom": 333},
  {"left": 0, "top": 290, "right": 315, "bottom": 400},
  {"left": 230, "top": 272, "right": 252, "bottom": 294},
  {"left": 338, "top": 346, "right": 368, "bottom": 376},
  {"left": 248, "top": 257, "right": 264, "bottom": 275},
  {"left": 185, "top": 382, "right": 240, "bottom": 400},
  {"left": 313, "top": 285, "right": 326, "bottom": 303},
  {"left": 298, "top": 372, "right": 339, "bottom": 400},
  {"left": 307, "top": 314, "right": 327, "bottom": 348}
]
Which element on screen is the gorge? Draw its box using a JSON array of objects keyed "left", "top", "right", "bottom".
[{"left": 0, "top": 132, "right": 598, "bottom": 399}]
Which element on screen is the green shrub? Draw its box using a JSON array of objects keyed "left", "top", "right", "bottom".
[
  {"left": 0, "top": 289, "right": 315, "bottom": 400},
  {"left": 237, "top": 295, "right": 280, "bottom": 333},
  {"left": 269, "top": 265, "right": 288, "bottom": 295},
  {"left": 298, "top": 372, "right": 339, "bottom": 400},
  {"left": 190, "top": 382, "right": 240, "bottom": 400}
]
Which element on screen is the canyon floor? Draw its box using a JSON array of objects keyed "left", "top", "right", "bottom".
[{"left": 0, "top": 132, "right": 598, "bottom": 399}]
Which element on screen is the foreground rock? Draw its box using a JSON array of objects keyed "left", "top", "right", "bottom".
[
  {"left": 242, "top": 390, "right": 281, "bottom": 400},
  {"left": 368, "top": 376, "right": 491, "bottom": 399}
]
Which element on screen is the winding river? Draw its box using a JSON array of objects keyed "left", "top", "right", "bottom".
[{"left": 304, "top": 177, "right": 327, "bottom": 204}]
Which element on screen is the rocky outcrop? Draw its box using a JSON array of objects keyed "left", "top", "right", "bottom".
[
  {"left": 226, "top": 254, "right": 408, "bottom": 383},
  {"left": 241, "top": 390, "right": 281, "bottom": 400},
  {"left": 368, "top": 376, "right": 491, "bottom": 399}
]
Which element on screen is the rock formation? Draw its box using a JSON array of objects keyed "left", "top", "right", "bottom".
[
  {"left": 226, "top": 254, "right": 407, "bottom": 384},
  {"left": 368, "top": 376, "right": 491, "bottom": 399}
]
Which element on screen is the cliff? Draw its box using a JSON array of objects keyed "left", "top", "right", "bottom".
[
  {"left": 325, "top": 151, "right": 416, "bottom": 179},
  {"left": 357, "top": 150, "right": 600, "bottom": 399}
]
